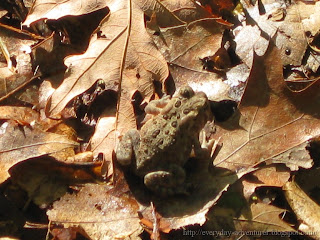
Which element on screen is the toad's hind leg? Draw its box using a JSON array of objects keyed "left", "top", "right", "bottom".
[{"left": 144, "top": 164, "right": 187, "bottom": 196}]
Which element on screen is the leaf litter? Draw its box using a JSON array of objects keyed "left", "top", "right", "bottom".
[{"left": 1, "top": 0, "right": 320, "bottom": 239}]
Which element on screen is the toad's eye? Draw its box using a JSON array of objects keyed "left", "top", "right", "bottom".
[{"left": 179, "top": 86, "right": 194, "bottom": 98}]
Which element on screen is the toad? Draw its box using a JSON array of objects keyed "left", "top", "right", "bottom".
[{"left": 116, "top": 86, "right": 213, "bottom": 195}]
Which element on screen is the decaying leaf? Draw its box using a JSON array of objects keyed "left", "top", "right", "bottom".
[
  {"left": 271, "top": 142, "right": 313, "bottom": 171},
  {"left": 90, "top": 115, "right": 116, "bottom": 179},
  {"left": 47, "top": 184, "right": 142, "bottom": 240},
  {"left": 0, "top": 25, "right": 37, "bottom": 63},
  {"left": 0, "top": 43, "right": 36, "bottom": 102},
  {"left": 136, "top": 0, "right": 186, "bottom": 27},
  {"left": 9, "top": 157, "right": 102, "bottom": 206},
  {"left": 283, "top": 181, "right": 320, "bottom": 239},
  {"left": 0, "top": 122, "right": 78, "bottom": 183},
  {"left": 274, "top": 1, "right": 320, "bottom": 66},
  {"left": 205, "top": 191, "right": 295, "bottom": 237},
  {"left": 213, "top": 43, "right": 320, "bottom": 174},
  {"left": 2, "top": 0, "right": 320, "bottom": 238},
  {"left": 235, "top": 202, "right": 295, "bottom": 234},
  {"left": 233, "top": 25, "right": 269, "bottom": 67},
  {"left": 147, "top": 2, "right": 228, "bottom": 100},
  {"left": 242, "top": 165, "right": 290, "bottom": 199},
  {"left": 23, "top": 0, "right": 108, "bottom": 26},
  {"left": 138, "top": 167, "right": 243, "bottom": 231},
  {"left": 46, "top": 0, "right": 168, "bottom": 133},
  {"left": 0, "top": 106, "right": 39, "bottom": 125},
  {"left": 244, "top": 0, "right": 320, "bottom": 91}
]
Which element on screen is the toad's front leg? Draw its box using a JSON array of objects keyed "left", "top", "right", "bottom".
[
  {"left": 116, "top": 129, "right": 140, "bottom": 166},
  {"left": 193, "top": 130, "right": 216, "bottom": 160}
]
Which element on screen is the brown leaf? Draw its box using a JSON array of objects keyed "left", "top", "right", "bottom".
[
  {"left": 244, "top": 1, "right": 320, "bottom": 92},
  {"left": 9, "top": 157, "right": 102, "bottom": 206},
  {"left": 90, "top": 115, "right": 116, "bottom": 179},
  {"left": 235, "top": 202, "right": 295, "bottom": 233},
  {"left": 23, "top": 0, "right": 108, "bottom": 26},
  {"left": 295, "top": 160, "right": 320, "bottom": 195},
  {"left": 31, "top": 33, "right": 74, "bottom": 76},
  {"left": 0, "top": 35, "right": 36, "bottom": 102},
  {"left": 213, "top": 43, "right": 320, "bottom": 174},
  {"left": 271, "top": 142, "right": 313, "bottom": 171},
  {"left": 138, "top": 169, "right": 242, "bottom": 231},
  {"left": 47, "top": 184, "right": 142, "bottom": 240},
  {"left": 283, "top": 181, "right": 320, "bottom": 238},
  {"left": 0, "top": 68, "right": 36, "bottom": 103},
  {"left": 46, "top": 0, "right": 168, "bottom": 132},
  {"left": 50, "top": 228, "right": 77, "bottom": 240},
  {"left": 0, "top": 25, "right": 38, "bottom": 61},
  {"left": 275, "top": 3, "right": 308, "bottom": 67},
  {"left": 147, "top": 2, "right": 228, "bottom": 100},
  {"left": 155, "top": 0, "right": 216, "bottom": 24},
  {"left": 0, "top": 9, "right": 7, "bottom": 18},
  {"left": 251, "top": 165, "right": 290, "bottom": 187},
  {"left": 136, "top": 0, "right": 186, "bottom": 27},
  {"left": 0, "top": 122, "right": 78, "bottom": 183},
  {"left": 274, "top": 1, "right": 320, "bottom": 66},
  {"left": 234, "top": 25, "right": 269, "bottom": 68},
  {"left": 205, "top": 192, "right": 295, "bottom": 236},
  {"left": 0, "top": 106, "right": 39, "bottom": 125},
  {"left": 242, "top": 165, "right": 290, "bottom": 199}
]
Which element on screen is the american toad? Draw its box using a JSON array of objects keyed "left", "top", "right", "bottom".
[{"left": 116, "top": 86, "right": 212, "bottom": 195}]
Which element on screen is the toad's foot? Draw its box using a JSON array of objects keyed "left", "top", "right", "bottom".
[{"left": 144, "top": 164, "right": 187, "bottom": 196}]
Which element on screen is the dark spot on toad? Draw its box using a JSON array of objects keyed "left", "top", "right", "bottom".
[
  {"left": 183, "top": 109, "right": 190, "bottom": 114},
  {"left": 171, "top": 121, "right": 177, "bottom": 128},
  {"left": 175, "top": 100, "right": 181, "bottom": 108},
  {"left": 152, "top": 129, "right": 160, "bottom": 138}
]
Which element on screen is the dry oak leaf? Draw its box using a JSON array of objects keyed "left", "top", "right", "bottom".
[
  {"left": 0, "top": 42, "right": 35, "bottom": 102},
  {"left": 283, "top": 181, "right": 320, "bottom": 239},
  {"left": 213, "top": 43, "right": 320, "bottom": 174},
  {"left": 235, "top": 202, "right": 295, "bottom": 233},
  {"left": 138, "top": 169, "right": 244, "bottom": 231},
  {"left": 147, "top": 1, "right": 228, "bottom": 100},
  {"left": 23, "top": 0, "right": 108, "bottom": 26},
  {"left": 139, "top": 0, "right": 220, "bottom": 28},
  {"left": 9, "top": 157, "right": 102, "bottom": 206},
  {"left": 90, "top": 115, "right": 116, "bottom": 179},
  {"left": 47, "top": 184, "right": 142, "bottom": 240},
  {"left": 136, "top": 0, "right": 186, "bottom": 27},
  {"left": 0, "top": 106, "right": 39, "bottom": 125},
  {"left": 206, "top": 202, "right": 295, "bottom": 234},
  {"left": 275, "top": 1, "right": 320, "bottom": 66},
  {"left": 242, "top": 165, "right": 290, "bottom": 200},
  {"left": 46, "top": 0, "right": 168, "bottom": 132},
  {"left": 0, "top": 122, "right": 78, "bottom": 183},
  {"left": 245, "top": 1, "right": 320, "bottom": 91}
]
